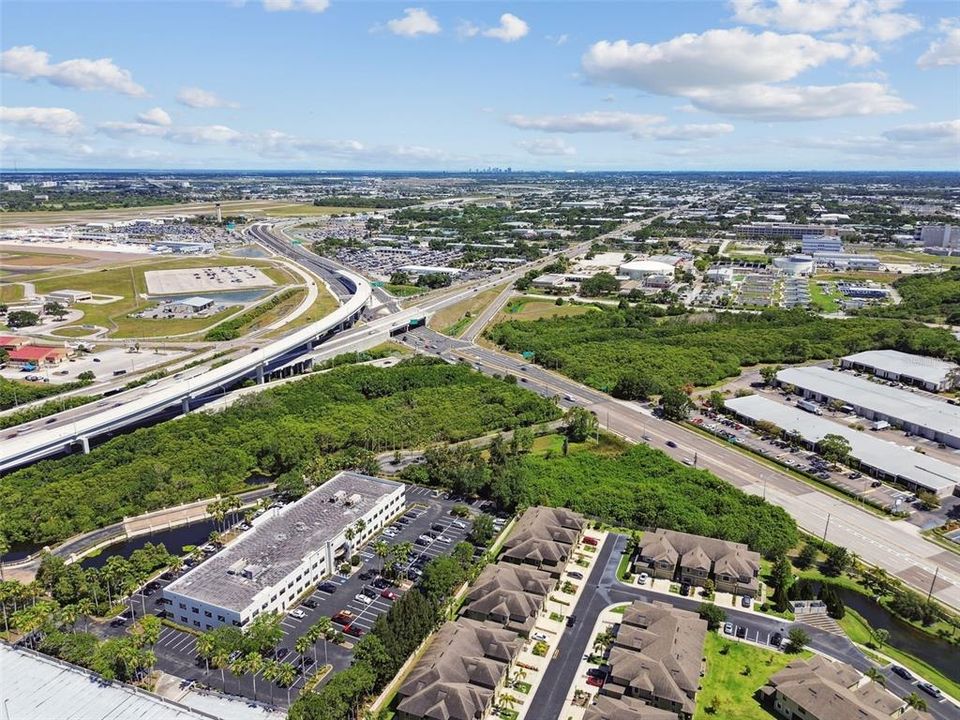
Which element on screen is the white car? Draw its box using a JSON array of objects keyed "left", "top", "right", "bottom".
[
  {"left": 452, "top": 521, "right": 467, "bottom": 529},
  {"left": 531, "top": 632, "right": 548, "bottom": 641},
  {"left": 436, "top": 536, "right": 452, "bottom": 544},
  {"left": 289, "top": 609, "right": 306, "bottom": 619},
  {"left": 355, "top": 593, "right": 373, "bottom": 605},
  {"left": 637, "top": 573, "right": 649, "bottom": 586}
]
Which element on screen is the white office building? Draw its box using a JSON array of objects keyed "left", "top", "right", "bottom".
[
  {"left": 920, "top": 224, "right": 960, "bottom": 251},
  {"left": 801, "top": 235, "right": 844, "bottom": 254},
  {"left": 772, "top": 254, "right": 815, "bottom": 276},
  {"left": 841, "top": 350, "right": 959, "bottom": 393},
  {"left": 776, "top": 366, "right": 960, "bottom": 449},
  {"left": 163, "top": 472, "right": 405, "bottom": 630}
]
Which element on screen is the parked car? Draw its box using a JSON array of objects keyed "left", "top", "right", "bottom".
[
  {"left": 344, "top": 624, "right": 364, "bottom": 637},
  {"left": 735, "top": 626, "right": 746, "bottom": 639},
  {"left": 770, "top": 633, "right": 783, "bottom": 647},
  {"left": 566, "top": 614, "right": 577, "bottom": 628},
  {"left": 361, "top": 586, "right": 378, "bottom": 599},
  {"left": 332, "top": 611, "right": 354, "bottom": 625},
  {"left": 318, "top": 582, "right": 338, "bottom": 594},
  {"left": 381, "top": 589, "right": 399, "bottom": 601},
  {"left": 275, "top": 648, "right": 289, "bottom": 660},
  {"left": 723, "top": 623, "right": 734, "bottom": 635},
  {"left": 582, "top": 537, "right": 598, "bottom": 547},
  {"left": 568, "top": 571, "right": 584, "bottom": 580},
  {"left": 436, "top": 536, "right": 452, "bottom": 544},
  {"left": 431, "top": 524, "right": 445, "bottom": 532},
  {"left": 891, "top": 665, "right": 914, "bottom": 681},
  {"left": 418, "top": 534, "right": 433, "bottom": 543},
  {"left": 741, "top": 595, "right": 752, "bottom": 608},
  {"left": 289, "top": 609, "right": 306, "bottom": 619},
  {"left": 637, "top": 573, "right": 649, "bottom": 586},
  {"left": 586, "top": 675, "right": 604, "bottom": 688},
  {"left": 372, "top": 577, "right": 392, "bottom": 589},
  {"left": 918, "top": 682, "right": 942, "bottom": 699},
  {"left": 354, "top": 593, "right": 372, "bottom": 605},
  {"left": 531, "top": 632, "right": 548, "bottom": 641},
  {"left": 679, "top": 583, "right": 691, "bottom": 597},
  {"left": 407, "top": 568, "right": 422, "bottom": 581}
]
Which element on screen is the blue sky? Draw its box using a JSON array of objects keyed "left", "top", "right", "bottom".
[{"left": 1, "top": 0, "right": 958, "bottom": 170}]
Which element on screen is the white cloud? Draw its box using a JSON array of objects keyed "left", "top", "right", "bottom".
[
  {"left": 730, "top": 0, "right": 921, "bottom": 41},
  {"left": 917, "top": 18, "right": 960, "bottom": 68},
  {"left": 546, "top": 34, "right": 569, "bottom": 46},
  {"left": 168, "top": 125, "right": 244, "bottom": 145},
  {"left": 0, "top": 45, "right": 146, "bottom": 96},
  {"left": 0, "top": 106, "right": 83, "bottom": 135},
  {"left": 581, "top": 28, "right": 906, "bottom": 120},
  {"left": 582, "top": 29, "right": 871, "bottom": 93},
  {"left": 642, "top": 123, "right": 736, "bottom": 140},
  {"left": 684, "top": 82, "right": 909, "bottom": 120},
  {"left": 387, "top": 8, "right": 441, "bottom": 38},
  {"left": 98, "top": 120, "right": 169, "bottom": 138},
  {"left": 483, "top": 13, "right": 529, "bottom": 42},
  {"left": 506, "top": 111, "right": 664, "bottom": 133},
  {"left": 176, "top": 87, "right": 238, "bottom": 109},
  {"left": 882, "top": 119, "right": 960, "bottom": 142},
  {"left": 137, "top": 107, "right": 172, "bottom": 126},
  {"left": 262, "top": 0, "right": 330, "bottom": 12},
  {"left": 517, "top": 138, "right": 576, "bottom": 156}
]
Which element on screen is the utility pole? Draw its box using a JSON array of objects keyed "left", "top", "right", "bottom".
[
  {"left": 821, "top": 513, "right": 831, "bottom": 546},
  {"left": 927, "top": 566, "right": 940, "bottom": 602}
]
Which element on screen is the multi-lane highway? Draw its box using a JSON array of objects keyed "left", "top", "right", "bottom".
[{"left": 400, "top": 325, "right": 960, "bottom": 612}]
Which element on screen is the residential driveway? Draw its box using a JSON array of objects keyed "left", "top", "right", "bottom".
[{"left": 529, "top": 533, "right": 960, "bottom": 720}]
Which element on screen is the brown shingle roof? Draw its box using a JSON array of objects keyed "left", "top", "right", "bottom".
[
  {"left": 638, "top": 529, "right": 760, "bottom": 581},
  {"left": 584, "top": 695, "right": 678, "bottom": 720}
]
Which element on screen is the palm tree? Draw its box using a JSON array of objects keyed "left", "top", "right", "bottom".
[
  {"left": 197, "top": 633, "right": 214, "bottom": 673},
  {"left": 865, "top": 667, "right": 886, "bottom": 686},
  {"left": 77, "top": 598, "right": 95, "bottom": 633},
  {"left": 904, "top": 693, "right": 927, "bottom": 712},
  {"left": 313, "top": 616, "right": 332, "bottom": 665},
  {"left": 170, "top": 556, "right": 184, "bottom": 576},
  {"left": 57, "top": 603, "right": 78, "bottom": 633},
  {"left": 243, "top": 652, "right": 264, "bottom": 701},
  {"left": 295, "top": 635, "right": 311, "bottom": 675},
  {"left": 261, "top": 660, "right": 280, "bottom": 706},
  {"left": 229, "top": 657, "right": 246, "bottom": 696},
  {"left": 212, "top": 649, "right": 230, "bottom": 692},
  {"left": 353, "top": 519, "right": 366, "bottom": 543},
  {"left": 373, "top": 540, "right": 391, "bottom": 575},
  {"left": 344, "top": 526, "right": 356, "bottom": 552},
  {"left": 276, "top": 662, "right": 296, "bottom": 706}
]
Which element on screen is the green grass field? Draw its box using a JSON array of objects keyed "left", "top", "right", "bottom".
[
  {"left": 694, "top": 633, "right": 806, "bottom": 720},
  {"left": 25, "top": 256, "right": 293, "bottom": 339},
  {"left": 251, "top": 204, "right": 373, "bottom": 217},
  {"left": 495, "top": 296, "right": 597, "bottom": 324},
  {"left": 429, "top": 283, "right": 508, "bottom": 336},
  {"left": 808, "top": 280, "right": 840, "bottom": 312},
  {"left": 0, "top": 283, "right": 25, "bottom": 302}
]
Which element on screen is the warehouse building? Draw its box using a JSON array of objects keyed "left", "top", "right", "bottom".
[
  {"left": 735, "top": 223, "right": 849, "bottom": 241},
  {"left": 163, "top": 472, "right": 405, "bottom": 630},
  {"left": 841, "top": 350, "right": 958, "bottom": 393},
  {"left": 724, "top": 395, "right": 958, "bottom": 498},
  {"left": 46, "top": 289, "right": 92, "bottom": 304},
  {"left": 777, "top": 366, "right": 960, "bottom": 449},
  {"left": 618, "top": 259, "right": 676, "bottom": 280},
  {"left": 167, "top": 296, "right": 215, "bottom": 314}
]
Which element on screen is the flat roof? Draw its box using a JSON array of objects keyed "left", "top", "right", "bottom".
[
  {"left": 777, "top": 366, "right": 960, "bottom": 440},
  {"left": 725, "top": 395, "right": 959, "bottom": 494},
  {"left": 0, "top": 644, "right": 210, "bottom": 720},
  {"left": 843, "top": 350, "right": 958, "bottom": 386},
  {"left": 165, "top": 472, "right": 402, "bottom": 612},
  {"left": 173, "top": 296, "right": 215, "bottom": 306}
]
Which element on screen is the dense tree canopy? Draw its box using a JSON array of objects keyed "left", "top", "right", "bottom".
[
  {"left": 486, "top": 307, "right": 960, "bottom": 392},
  {"left": 0, "top": 360, "right": 559, "bottom": 545}
]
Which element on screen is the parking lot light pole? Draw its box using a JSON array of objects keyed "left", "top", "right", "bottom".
[{"left": 821, "top": 513, "right": 831, "bottom": 545}]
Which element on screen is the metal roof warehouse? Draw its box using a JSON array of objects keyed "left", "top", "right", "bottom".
[
  {"left": 724, "top": 394, "right": 959, "bottom": 498},
  {"left": 840, "top": 350, "right": 959, "bottom": 393},
  {"left": 776, "top": 366, "right": 960, "bottom": 449}
]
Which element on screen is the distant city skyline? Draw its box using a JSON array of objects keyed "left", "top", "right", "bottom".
[{"left": 1, "top": 0, "right": 958, "bottom": 171}]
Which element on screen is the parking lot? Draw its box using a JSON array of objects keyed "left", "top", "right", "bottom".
[{"left": 100, "top": 487, "right": 483, "bottom": 708}]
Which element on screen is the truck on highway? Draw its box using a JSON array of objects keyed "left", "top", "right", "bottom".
[{"left": 797, "top": 399, "right": 822, "bottom": 415}]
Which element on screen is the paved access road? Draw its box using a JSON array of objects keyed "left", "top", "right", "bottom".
[
  {"left": 530, "top": 534, "right": 960, "bottom": 720},
  {"left": 423, "top": 335, "right": 960, "bottom": 613}
]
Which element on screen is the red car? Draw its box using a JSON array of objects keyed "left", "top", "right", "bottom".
[
  {"left": 586, "top": 675, "right": 604, "bottom": 688},
  {"left": 381, "top": 589, "right": 399, "bottom": 601},
  {"left": 344, "top": 624, "right": 364, "bottom": 637},
  {"left": 332, "top": 611, "right": 354, "bottom": 625},
  {"left": 582, "top": 537, "right": 598, "bottom": 546}
]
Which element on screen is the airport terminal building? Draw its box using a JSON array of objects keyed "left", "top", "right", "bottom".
[{"left": 163, "top": 472, "right": 405, "bottom": 630}]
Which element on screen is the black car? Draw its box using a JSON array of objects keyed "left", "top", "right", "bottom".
[
  {"left": 679, "top": 583, "right": 691, "bottom": 597},
  {"left": 770, "top": 632, "right": 782, "bottom": 647},
  {"left": 566, "top": 614, "right": 577, "bottom": 628},
  {"left": 359, "top": 569, "right": 375, "bottom": 580},
  {"left": 735, "top": 626, "right": 747, "bottom": 639},
  {"left": 372, "top": 577, "right": 391, "bottom": 589},
  {"left": 666, "top": 440, "right": 678, "bottom": 448},
  {"left": 407, "top": 568, "right": 422, "bottom": 581},
  {"left": 431, "top": 524, "right": 444, "bottom": 532},
  {"left": 318, "top": 582, "right": 338, "bottom": 593},
  {"left": 275, "top": 648, "right": 289, "bottom": 660},
  {"left": 303, "top": 598, "right": 318, "bottom": 609},
  {"left": 415, "top": 538, "right": 430, "bottom": 546},
  {"left": 397, "top": 517, "right": 410, "bottom": 525},
  {"left": 891, "top": 665, "right": 914, "bottom": 681},
  {"left": 362, "top": 586, "right": 378, "bottom": 599}
]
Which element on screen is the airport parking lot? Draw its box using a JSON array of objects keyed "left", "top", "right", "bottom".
[{"left": 102, "top": 487, "right": 484, "bottom": 707}]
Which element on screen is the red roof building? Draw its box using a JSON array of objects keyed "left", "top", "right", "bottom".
[{"left": 7, "top": 346, "right": 70, "bottom": 367}]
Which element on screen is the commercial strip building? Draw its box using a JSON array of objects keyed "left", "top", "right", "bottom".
[
  {"left": 760, "top": 655, "right": 931, "bottom": 720},
  {"left": 724, "top": 394, "right": 959, "bottom": 498},
  {"left": 776, "top": 366, "right": 960, "bottom": 449},
  {"left": 6, "top": 344, "right": 73, "bottom": 368},
  {"left": 841, "top": 350, "right": 959, "bottom": 393},
  {"left": 163, "top": 472, "right": 405, "bottom": 630},
  {"left": 634, "top": 529, "right": 761, "bottom": 598},
  {"left": 601, "top": 600, "right": 708, "bottom": 720}
]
